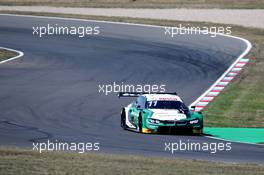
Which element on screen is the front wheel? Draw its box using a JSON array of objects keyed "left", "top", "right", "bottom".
[
  {"left": 121, "top": 108, "right": 127, "bottom": 130},
  {"left": 138, "top": 113, "right": 143, "bottom": 133}
]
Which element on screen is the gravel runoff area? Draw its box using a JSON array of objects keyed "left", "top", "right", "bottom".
[{"left": 0, "top": 6, "right": 263, "bottom": 29}]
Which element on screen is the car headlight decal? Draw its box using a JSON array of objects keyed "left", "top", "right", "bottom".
[
  {"left": 189, "top": 119, "right": 199, "bottom": 124},
  {"left": 148, "top": 118, "right": 160, "bottom": 124}
]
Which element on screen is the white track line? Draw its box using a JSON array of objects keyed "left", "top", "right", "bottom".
[
  {"left": 0, "top": 47, "right": 24, "bottom": 64},
  {"left": 0, "top": 13, "right": 256, "bottom": 145}
]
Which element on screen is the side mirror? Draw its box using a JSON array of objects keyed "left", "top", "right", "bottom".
[{"left": 190, "top": 106, "right": 196, "bottom": 111}]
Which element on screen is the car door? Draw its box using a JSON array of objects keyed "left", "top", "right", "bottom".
[{"left": 128, "top": 96, "right": 145, "bottom": 125}]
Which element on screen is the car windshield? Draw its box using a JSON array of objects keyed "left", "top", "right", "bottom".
[{"left": 146, "top": 100, "right": 186, "bottom": 110}]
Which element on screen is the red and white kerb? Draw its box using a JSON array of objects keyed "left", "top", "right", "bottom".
[{"left": 194, "top": 58, "right": 249, "bottom": 112}]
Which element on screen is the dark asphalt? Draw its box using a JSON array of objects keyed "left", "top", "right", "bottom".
[{"left": 0, "top": 14, "right": 263, "bottom": 164}]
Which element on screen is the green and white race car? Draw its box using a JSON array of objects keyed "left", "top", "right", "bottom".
[{"left": 119, "top": 92, "right": 203, "bottom": 134}]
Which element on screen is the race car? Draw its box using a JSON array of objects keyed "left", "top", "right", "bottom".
[{"left": 119, "top": 92, "right": 203, "bottom": 134}]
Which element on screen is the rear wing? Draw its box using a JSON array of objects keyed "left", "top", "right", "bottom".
[{"left": 118, "top": 92, "right": 177, "bottom": 98}]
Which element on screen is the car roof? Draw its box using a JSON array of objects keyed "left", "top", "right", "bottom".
[{"left": 142, "top": 94, "right": 183, "bottom": 102}]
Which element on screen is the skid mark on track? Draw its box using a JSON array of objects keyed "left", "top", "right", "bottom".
[{"left": 0, "top": 120, "right": 53, "bottom": 142}]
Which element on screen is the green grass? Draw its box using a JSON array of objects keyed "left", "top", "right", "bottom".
[
  {"left": 204, "top": 80, "right": 264, "bottom": 127},
  {"left": 203, "top": 29, "right": 264, "bottom": 128},
  {"left": 0, "top": 48, "right": 18, "bottom": 62},
  {"left": 0, "top": 147, "right": 264, "bottom": 175},
  {"left": 0, "top": 11, "right": 263, "bottom": 127},
  {"left": 0, "top": 0, "right": 264, "bottom": 9}
]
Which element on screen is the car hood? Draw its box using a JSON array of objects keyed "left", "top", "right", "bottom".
[{"left": 148, "top": 109, "right": 186, "bottom": 121}]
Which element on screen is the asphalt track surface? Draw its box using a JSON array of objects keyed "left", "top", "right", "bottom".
[{"left": 0, "top": 14, "right": 263, "bottom": 164}]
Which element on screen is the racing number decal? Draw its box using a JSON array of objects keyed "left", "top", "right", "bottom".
[{"left": 147, "top": 100, "right": 157, "bottom": 108}]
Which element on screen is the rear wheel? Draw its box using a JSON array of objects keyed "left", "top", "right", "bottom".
[
  {"left": 138, "top": 113, "right": 143, "bottom": 133},
  {"left": 121, "top": 108, "right": 127, "bottom": 130}
]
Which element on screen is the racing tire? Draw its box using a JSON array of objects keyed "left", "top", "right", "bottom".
[
  {"left": 138, "top": 113, "right": 143, "bottom": 133},
  {"left": 121, "top": 108, "right": 127, "bottom": 130}
]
